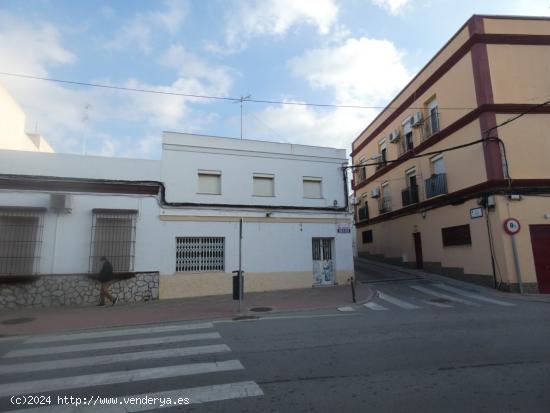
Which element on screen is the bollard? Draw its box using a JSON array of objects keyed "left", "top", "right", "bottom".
[{"left": 350, "top": 276, "right": 356, "bottom": 303}]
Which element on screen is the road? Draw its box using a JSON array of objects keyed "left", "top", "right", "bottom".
[{"left": 0, "top": 262, "right": 549, "bottom": 412}]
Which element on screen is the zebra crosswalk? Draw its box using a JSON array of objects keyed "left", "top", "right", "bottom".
[
  {"left": 361, "top": 283, "right": 514, "bottom": 313},
  {"left": 0, "top": 321, "right": 263, "bottom": 411}
]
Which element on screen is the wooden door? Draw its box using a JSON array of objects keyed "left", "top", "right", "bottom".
[{"left": 529, "top": 225, "right": 550, "bottom": 294}]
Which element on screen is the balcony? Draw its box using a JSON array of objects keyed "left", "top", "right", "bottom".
[
  {"left": 357, "top": 205, "right": 369, "bottom": 222},
  {"left": 425, "top": 173, "right": 448, "bottom": 198},
  {"left": 378, "top": 196, "right": 392, "bottom": 214},
  {"left": 401, "top": 185, "right": 419, "bottom": 206},
  {"left": 422, "top": 111, "right": 440, "bottom": 141}
]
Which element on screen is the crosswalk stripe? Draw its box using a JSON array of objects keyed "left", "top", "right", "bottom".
[
  {"left": 26, "top": 322, "right": 215, "bottom": 344},
  {"left": 377, "top": 291, "right": 420, "bottom": 309},
  {"left": 0, "top": 360, "right": 244, "bottom": 397},
  {"left": 4, "top": 332, "right": 221, "bottom": 358},
  {"left": 0, "top": 344, "right": 231, "bottom": 374},
  {"left": 337, "top": 306, "right": 355, "bottom": 312},
  {"left": 3, "top": 381, "right": 264, "bottom": 412},
  {"left": 433, "top": 284, "right": 515, "bottom": 306},
  {"left": 410, "top": 285, "right": 480, "bottom": 306},
  {"left": 364, "top": 302, "right": 388, "bottom": 311},
  {"left": 422, "top": 300, "right": 454, "bottom": 308}
]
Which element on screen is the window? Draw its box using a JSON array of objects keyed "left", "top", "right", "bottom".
[
  {"left": 442, "top": 225, "right": 471, "bottom": 247},
  {"left": 198, "top": 170, "right": 221, "bottom": 195},
  {"left": 402, "top": 118, "right": 414, "bottom": 153},
  {"left": 253, "top": 173, "right": 274, "bottom": 197},
  {"left": 426, "top": 98, "right": 440, "bottom": 136},
  {"left": 357, "top": 157, "right": 366, "bottom": 182},
  {"left": 90, "top": 209, "right": 137, "bottom": 273},
  {"left": 431, "top": 155, "right": 445, "bottom": 175},
  {"left": 378, "top": 140, "right": 387, "bottom": 169},
  {"left": 303, "top": 177, "right": 322, "bottom": 199},
  {"left": 0, "top": 207, "right": 44, "bottom": 275},
  {"left": 176, "top": 237, "right": 225, "bottom": 272},
  {"left": 362, "top": 230, "right": 373, "bottom": 244}
]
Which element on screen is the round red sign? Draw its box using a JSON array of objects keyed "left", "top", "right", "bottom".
[{"left": 503, "top": 218, "right": 521, "bottom": 235}]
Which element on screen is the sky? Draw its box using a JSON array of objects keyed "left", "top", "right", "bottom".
[{"left": 0, "top": 0, "right": 549, "bottom": 159}]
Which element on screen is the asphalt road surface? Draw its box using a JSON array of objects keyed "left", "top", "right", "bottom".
[{"left": 0, "top": 267, "right": 549, "bottom": 412}]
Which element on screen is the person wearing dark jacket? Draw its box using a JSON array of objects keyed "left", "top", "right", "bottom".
[{"left": 98, "top": 257, "right": 118, "bottom": 306}]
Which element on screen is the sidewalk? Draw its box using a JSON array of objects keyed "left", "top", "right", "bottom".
[{"left": 0, "top": 283, "right": 368, "bottom": 337}]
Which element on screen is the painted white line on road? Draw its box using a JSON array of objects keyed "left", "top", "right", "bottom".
[
  {"left": 0, "top": 360, "right": 244, "bottom": 397},
  {"left": 433, "top": 284, "right": 515, "bottom": 306},
  {"left": 422, "top": 300, "right": 454, "bottom": 308},
  {"left": 3, "top": 381, "right": 263, "bottom": 412},
  {"left": 337, "top": 306, "right": 355, "bottom": 312},
  {"left": 26, "top": 322, "right": 215, "bottom": 344},
  {"left": 377, "top": 291, "right": 420, "bottom": 310},
  {"left": 4, "top": 332, "right": 221, "bottom": 358},
  {"left": 364, "top": 302, "right": 388, "bottom": 311},
  {"left": 0, "top": 344, "right": 231, "bottom": 374},
  {"left": 410, "top": 285, "right": 480, "bottom": 306}
]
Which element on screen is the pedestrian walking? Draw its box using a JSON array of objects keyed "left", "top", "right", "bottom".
[{"left": 97, "top": 256, "right": 118, "bottom": 306}]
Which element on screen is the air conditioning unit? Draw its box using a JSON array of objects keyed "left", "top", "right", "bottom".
[
  {"left": 389, "top": 129, "right": 401, "bottom": 143},
  {"left": 350, "top": 196, "right": 360, "bottom": 205},
  {"left": 371, "top": 187, "right": 381, "bottom": 198},
  {"left": 412, "top": 112, "right": 423, "bottom": 126},
  {"left": 50, "top": 193, "right": 72, "bottom": 212}
]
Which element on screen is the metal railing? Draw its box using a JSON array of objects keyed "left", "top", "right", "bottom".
[
  {"left": 401, "top": 185, "right": 419, "bottom": 206},
  {"left": 425, "top": 173, "right": 448, "bottom": 198},
  {"left": 357, "top": 205, "right": 369, "bottom": 222},
  {"left": 378, "top": 196, "right": 392, "bottom": 214},
  {"left": 423, "top": 111, "right": 440, "bottom": 140}
]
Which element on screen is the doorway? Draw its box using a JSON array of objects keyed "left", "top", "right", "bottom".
[
  {"left": 312, "top": 238, "right": 335, "bottom": 285},
  {"left": 529, "top": 225, "right": 550, "bottom": 293},
  {"left": 413, "top": 232, "right": 423, "bottom": 269}
]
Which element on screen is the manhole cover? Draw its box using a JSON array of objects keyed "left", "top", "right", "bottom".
[
  {"left": 430, "top": 298, "right": 451, "bottom": 304},
  {"left": 1, "top": 317, "right": 35, "bottom": 325},
  {"left": 249, "top": 307, "right": 273, "bottom": 313},
  {"left": 233, "top": 315, "right": 259, "bottom": 321}
]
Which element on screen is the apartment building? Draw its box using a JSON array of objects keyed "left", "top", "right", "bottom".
[
  {"left": 0, "top": 132, "right": 353, "bottom": 309},
  {"left": 352, "top": 15, "right": 550, "bottom": 294}
]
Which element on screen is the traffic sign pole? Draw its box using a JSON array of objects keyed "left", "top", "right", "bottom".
[{"left": 503, "top": 218, "right": 523, "bottom": 294}]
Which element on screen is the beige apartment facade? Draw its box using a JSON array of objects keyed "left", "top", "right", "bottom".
[{"left": 352, "top": 15, "right": 550, "bottom": 294}]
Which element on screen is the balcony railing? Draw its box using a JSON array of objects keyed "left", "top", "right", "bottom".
[
  {"left": 401, "top": 185, "right": 419, "bottom": 206},
  {"left": 357, "top": 205, "right": 369, "bottom": 222},
  {"left": 425, "top": 173, "right": 448, "bottom": 198},
  {"left": 422, "top": 111, "right": 440, "bottom": 141},
  {"left": 378, "top": 196, "right": 392, "bottom": 214}
]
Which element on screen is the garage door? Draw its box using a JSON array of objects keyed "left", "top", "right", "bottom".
[{"left": 529, "top": 225, "right": 550, "bottom": 294}]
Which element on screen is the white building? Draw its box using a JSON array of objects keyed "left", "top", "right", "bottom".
[{"left": 0, "top": 132, "right": 354, "bottom": 307}]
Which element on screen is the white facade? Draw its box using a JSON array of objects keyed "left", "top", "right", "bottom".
[
  {"left": 0, "top": 133, "right": 354, "bottom": 299},
  {"left": 0, "top": 84, "right": 54, "bottom": 153}
]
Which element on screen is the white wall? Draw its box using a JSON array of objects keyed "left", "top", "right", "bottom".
[
  {"left": 0, "top": 84, "right": 53, "bottom": 153},
  {"left": 0, "top": 150, "right": 161, "bottom": 181},
  {"left": 162, "top": 133, "right": 348, "bottom": 208}
]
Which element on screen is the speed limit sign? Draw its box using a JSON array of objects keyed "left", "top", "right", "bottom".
[{"left": 503, "top": 218, "right": 521, "bottom": 235}]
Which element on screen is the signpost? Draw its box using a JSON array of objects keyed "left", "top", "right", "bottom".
[{"left": 503, "top": 218, "right": 523, "bottom": 293}]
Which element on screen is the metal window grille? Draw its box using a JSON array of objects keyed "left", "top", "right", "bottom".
[
  {"left": 176, "top": 237, "right": 225, "bottom": 272},
  {"left": 0, "top": 208, "right": 44, "bottom": 275},
  {"left": 89, "top": 210, "right": 137, "bottom": 273},
  {"left": 312, "top": 238, "right": 332, "bottom": 261}
]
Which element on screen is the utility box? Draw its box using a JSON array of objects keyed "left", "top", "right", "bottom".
[
  {"left": 49, "top": 193, "right": 72, "bottom": 212},
  {"left": 232, "top": 271, "right": 244, "bottom": 300}
]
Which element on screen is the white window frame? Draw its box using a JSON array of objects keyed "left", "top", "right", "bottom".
[
  {"left": 197, "top": 170, "right": 222, "bottom": 195},
  {"left": 303, "top": 176, "right": 323, "bottom": 199},
  {"left": 252, "top": 173, "right": 275, "bottom": 197},
  {"left": 431, "top": 154, "right": 445, "bottom": 175}
]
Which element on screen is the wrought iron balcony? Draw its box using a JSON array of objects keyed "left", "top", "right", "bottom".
[
  {"left": 425, "top": 173, "right": 448, "bottom": 198},
  {"left": 423, "top": 111, "right": 440, "bottom": 140},
  {"left": 378, "top": 196, "right": 392, "bottom": 214},
  {"left": 401, "top": 185, "right": 419, "bottom": 206},
  {"left": 357, "top": 205, "right": 369, "bottom": 222}
]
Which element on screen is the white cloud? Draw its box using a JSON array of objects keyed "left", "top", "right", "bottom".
[
  {"left": 210, "top": 0, "right": 339, "bottom": 53},
  {"left": 507, "top": 0, "right": 550, "bottom": 16},
  {"left": 371, "top": 0, "right": 411, "bottom": 15},
  {"left": 288, "top": 37, "right": 411, "bottom": 106},
  {"left": 102, "top": 0, "right": 187, "bottom": 54}
]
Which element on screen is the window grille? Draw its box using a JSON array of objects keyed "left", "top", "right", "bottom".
[
  {"left": 0, "top": 208, "right": 44, "bottom": 275},
  {"left": 176, "top": 237, "right": 225, "bottom": 272},
  {"left": 89, "top": 210, "right": 137, "bottom": 273},
  {"left": 312, "top": 238, "right": 332, "bottom": 260}
]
